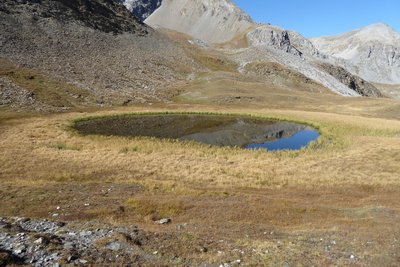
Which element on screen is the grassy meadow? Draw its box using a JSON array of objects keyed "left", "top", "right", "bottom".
[{"left": 1, "top": 90, "right": 400, "bottom": 265}]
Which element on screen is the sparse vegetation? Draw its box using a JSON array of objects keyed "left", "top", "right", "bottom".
[
  {"left": 0, "top": 59, "right": 93, "bottom": 109},
  {"left": 1, "top": 104, "right": 400, "bottom": 265},
  {"left": 120, "top": 146, "right": 140, "bottom": 154},
  {"left": 190, "top": 52, "right": 239, "bottom": 72},
  {"left": 48, "top": 143, "right": 81, "bottom": 151},
  {"left": 127, "top": 196, "right": 192, "bottom": 221},
  {"left": 2, "top": 107, "right": 400, "bottom": 267}
]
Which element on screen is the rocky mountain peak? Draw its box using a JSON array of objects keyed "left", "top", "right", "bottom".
[
  {"left": 142, "top": 0, "right": 383, "bottom": 96},
  {"left": 145, "top": 0, "right": 253, "bottom": 43},
  {"left": 337, "top": 23, "right": 400, "bottom": 45},
  {"left": 116, "top": 0, "right": 161, "bottom": 21},
  {"left": 312, "top": 23, "right": 400, "bottom": 84}
]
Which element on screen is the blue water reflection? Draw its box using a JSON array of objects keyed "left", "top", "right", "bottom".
[{"left": 245, "top": 130, "right": 319, "bottom": 151}]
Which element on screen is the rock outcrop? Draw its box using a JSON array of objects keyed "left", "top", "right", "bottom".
[
  {"left": 318, "top": 63, "right": 383, "bottom": 97},
  {"left": 247, "top": 25, "right": 302, "bottom": 57},
  {"left": 0, "top": 217, "right": 164, "bottom": 266},
  {"left": 288, "top": 31, "right": 327, "bottom": 59},
  {"left": 116, "top": 0, "right": 161, "bottom": 21}
]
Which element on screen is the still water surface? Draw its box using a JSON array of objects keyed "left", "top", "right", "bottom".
[
  {"left": 74, "top": 114, "right": 320, "bottom": 151},
  {"left": 245, "top": 130, "right": 320, "bottom": 151}
]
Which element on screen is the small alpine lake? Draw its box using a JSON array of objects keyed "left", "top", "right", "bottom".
[{"left": 73, "top": 114, "right": 320, "bottom": 151}]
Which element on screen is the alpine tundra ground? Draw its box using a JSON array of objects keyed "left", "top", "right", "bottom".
[{"left": 1, "top": 90, "right": 400, "bottom": 265}]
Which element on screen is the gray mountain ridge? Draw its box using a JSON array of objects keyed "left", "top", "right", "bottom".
[
  {"left": 142, "top": 0, "right": 383, "bottom": 97},
  {"left": 117, "top": 0, "right": 398, "bottom": 93},
  {"left": 312, "top": 23, "right": 400, "bottom": 85}
]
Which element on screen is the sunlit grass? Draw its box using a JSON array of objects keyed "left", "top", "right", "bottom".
[
  {"left": 1, "top": 105, "right": 399, "bottom": 265},
  {"left": 1, "top": 109, "right": 399, "bottom": 191}
]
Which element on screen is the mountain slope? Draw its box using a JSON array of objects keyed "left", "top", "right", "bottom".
[
  {"left": 0, "top": 0, "right": 387, "bottom": 113},
  {"left": 145, "top": 0, "right": 254, "bottom": 44},
  {"left": 312, "top": 23, "right": 400, "bottom": 84},
  {"left": 0, "top": 0, "right": 198, "bottom": 111},
  {"left": 29, "top": 0, "right": 149, "bottom": 34},
  {"left": 144, "top": 0, "right": 382, "bottom": 97}
]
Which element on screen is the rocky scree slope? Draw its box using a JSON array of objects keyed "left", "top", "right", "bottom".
[
  {"left": 312, "top": 23, "right": 400, "bottom": 84},
  {"left": 0, "top": 0, "right": 199, "bottom": 111},
  {"left": 26, "top": 0, "right": 149, "bottom": 35},
  {"left": 234, "top": 24, "right": 377, "bottom": 96}
]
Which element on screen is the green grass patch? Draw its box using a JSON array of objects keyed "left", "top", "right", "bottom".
[
  {"left": 119, "top": 146, "right": 140, "bottom": 154},
  {"left": 48, "top": 143, "right": 81, "bottom": 151}
]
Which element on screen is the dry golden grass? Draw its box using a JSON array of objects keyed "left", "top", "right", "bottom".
[
  {"left": 160, "top": 29, "right": 239, "bottom": 74},
  {"left": 187, "top": 50, "right": 239, "bottom": 73},
  {"left": 1, "top": 94, "right": 400, "bottom": 265},
  {"left": 1, "top": 108, "right": 398, "bottom": 189},
  {"left": 173, "top": 76, "right": 400, "bottom": 119}
]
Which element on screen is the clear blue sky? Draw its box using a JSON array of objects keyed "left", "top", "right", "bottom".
[{"left": 231, "top": 0, "right": 400, "bottom": 37}]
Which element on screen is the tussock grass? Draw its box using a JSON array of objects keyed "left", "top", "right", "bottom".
[
  {"left": 119, "top": 146, "right": 140, "bottom": 154},
  {"left": 1, "top": 104, "right": 400, "bottom": 265},
  {"left": 1, "top": 109, "right": 399, "bottom": 191},
  {"left": 48, "top": 143, "right": 81, "bottom": 151}
]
